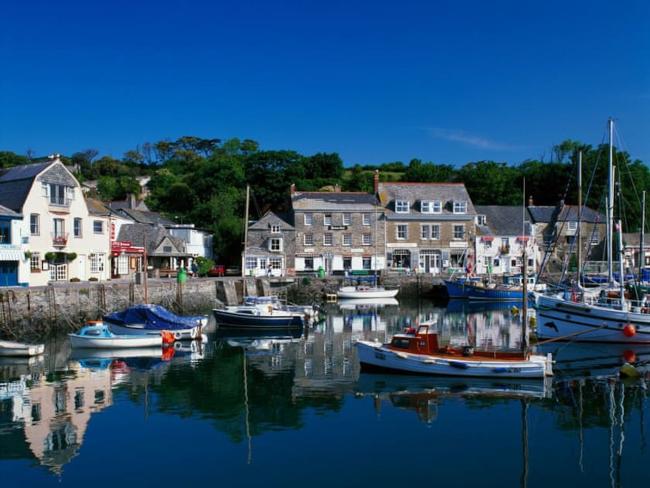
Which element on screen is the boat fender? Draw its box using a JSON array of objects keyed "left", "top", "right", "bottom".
[
  {"left": 622, "top": 324, "right": 636, "bottom": 337},
  {"left": 623, "top": 350, "right": 637, "bottom": 363},
  {"left": 174, "top": 331, "right": 183, "bottom": 340},
  {"left": 620, "top": 362, "right": 641, "bottom": 378},
  {"left": 161, "top": 330, "right": 175, "bottom": 345},
  {"left": 462, "top": 346, "right": 474, "bottom": 357}
]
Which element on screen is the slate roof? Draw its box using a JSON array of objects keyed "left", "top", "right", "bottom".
[
  {"left": 0, "top": 161, "right": 55, "bottom": 211},
  {"left": 557, "top": 205, "right": 604, "bottom": 223},
  {"left": 291, "top": 191, "right": 379, "bottom": 211},
  {"left": 115, "top": 208, "right": 175, "bottom": 226},
  {"left": 475, "top": 206, "right": 529, "bottom": 236},
  {"left": 622, "top": 233, "right": 650, "bottom": 248},
  {"left": 526, "top": 206, "right": 556, "bottom": 223},
  {"left": 117, "top": 223, "right": 188, "bottom": 256},
  {"left": 0, "top": 204, "right": 21, "bottom": 218},
  {"left": 249, "top": 211, "right": 295, "bottom": 231},
  {"left": 378, "top": 182, "right": 476, "bottom": 221},
  {"left": 107, "top": 198, "right": 150, "bottom": 211},
  {"left": 85, "top": 198, "right": 112, "bottom": 216}
]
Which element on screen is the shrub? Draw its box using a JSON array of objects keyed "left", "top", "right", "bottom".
[
  {"left": 194, "top": 256, "right": 215, "bottom": 277},
  {"left": 89, "top": 277, "right": 98, "bottom": 282},
  {"left": 70, "top": 277, "right": 81, "bottom": 282},
  {"left": 66, "top": 252, "right": 78, "bottom": 261},
  {"left": 302, "top": 277, "right": 311, "bottom": 286}
]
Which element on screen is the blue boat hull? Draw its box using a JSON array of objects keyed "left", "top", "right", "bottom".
[
  {"left": 443, "top": 280, "right": 471, "bottom": 299},
  {"left": 213, "top": 309, "right": 303, "bottom": 329},
  {"left": 465, "top": 284, "right": 523, "bottom": 301}
]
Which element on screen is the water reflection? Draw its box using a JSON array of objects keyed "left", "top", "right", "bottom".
[{"left": 0, "top": 299, "right": 648, "bottom": 485}]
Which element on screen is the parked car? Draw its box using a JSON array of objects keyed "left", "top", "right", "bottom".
[{"left": 207, "top": 265, "right": 225, "bottom": 277}]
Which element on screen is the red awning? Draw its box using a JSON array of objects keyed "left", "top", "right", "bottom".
[
  {"left": 481, "top": 236, "right": 494, "bottom": 242},
  {"left": 517, "top": 236, "right": 530, "bottom": 242}
]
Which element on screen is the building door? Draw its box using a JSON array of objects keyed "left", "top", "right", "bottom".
[
  {"left": 0, "top": 261, "right": 18, "bottom": 286},
  {"left": 419, "top": 250, "right": 441, "bottom": 274}
]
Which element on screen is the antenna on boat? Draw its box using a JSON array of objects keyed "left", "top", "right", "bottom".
[
  {"left": 242, "top": 184, "right": 250, "bottom": 281},
  {"left": 577, "top": 151, "right": 583, "bottom": 295}
]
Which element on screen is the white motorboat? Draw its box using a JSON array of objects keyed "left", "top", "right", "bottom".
[
  {"left": 337, "top": 286, "right": 399, "bottom": 299},
  {"left": 69, "top": 324, "right": 164, "bottom": 349},
  {"left": 338, "top": 297, "right": 399, "bottom": 309},
  {"left": 0, "top": 340, "right": 45, "bottom": 357},
  {"left": 356, "top": 325, "right": 552, "bottom": 379}
]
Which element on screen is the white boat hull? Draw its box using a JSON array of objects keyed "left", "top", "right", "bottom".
[
  {"left": 535, "top": 293, "right": 650, "bottom": 343},
  {"left": 355, "top": 341, "right": 552, "bottom": 378},
  {"left": 337, "top": 287, "right": 399, "bottom": 299},
  {"left": 0, "top": 340, "right": 45, "bottom": 357},
  {"left": 69, "top": 334, "right": 162, "bottom": 349},
  {"left": 107, "top": 322, "right": 200, "bottom": 340}
]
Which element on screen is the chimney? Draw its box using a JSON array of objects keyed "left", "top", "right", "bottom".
[
  {"left": 373, "top": 170, "right": 379, "bottom": 194},
  {"left": 528, "top": 195, "right": 533, "bottom": 206},
  {"left": 290, "top": 183, "right": 296, "bottom": 195},
  {"left": 128, "top": 193, "right": 137, "bottom": 209}
]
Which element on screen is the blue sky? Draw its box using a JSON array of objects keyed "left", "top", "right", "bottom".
[{"left": 1, "top": 0, "right": 648, "bottom": 166}]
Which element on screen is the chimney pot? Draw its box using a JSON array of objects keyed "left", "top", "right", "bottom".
[
  {"left": 373, "top": 170, "right": 379, "bottom": 194},
  {"left": 290, "top": 183, "right": 296, "bottom": 195},
  {"left": 528, "top": 195, "right": 533, "bottom": 206}
]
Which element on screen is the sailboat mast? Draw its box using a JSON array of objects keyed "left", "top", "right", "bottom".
[
  {"left": 639, "top": 191, "right": 646, "bottom": 283},
  {"left": 242, "top": 184, "right": 250, "bottom": 279},
  {"left": 608, "top": 118, "right": 614, "bottom": 285},
  {"left": 618, "top": 219, "right": 626, "bottom": 310},
  {"left": 577, "top": 151, "right": 582, "bottom": 290}
]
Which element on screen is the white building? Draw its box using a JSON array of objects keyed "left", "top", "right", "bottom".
[
  {"left": 167, "top": 224, "right": 213, "bottom": 259},
  {"left": 473, "top": 206, "right": 539, "bottom": 276},
  {"left": 0, "top": 157, "right": 111, "bottom": 285}
]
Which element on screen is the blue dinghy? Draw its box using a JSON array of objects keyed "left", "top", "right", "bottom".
[{"left": 104, "top": 304, "right": 207, "bottom": 340}]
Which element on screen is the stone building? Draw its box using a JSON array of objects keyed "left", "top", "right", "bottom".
[
  {"left": 474, "top": 205, "right": 539, "bottom": 276},
  {"left": 244, "top": 211, "right": 295, "bottom": 276},
  {"left": 291, "top": 187, "right": 385, "bottom": 274},
  {"left": 377, "top": 177, "right": 477, "bottom": 274}
]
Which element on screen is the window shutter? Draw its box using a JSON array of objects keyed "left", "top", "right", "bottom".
[{"left": 42, "top": 183, "right": 49, "bottom": 197}]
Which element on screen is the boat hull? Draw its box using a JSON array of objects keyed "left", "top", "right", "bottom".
[
  {"left": 213, "top": 309, "right": 304, "bottom": 329},
  {"left": 535, "top": 293, "right": 650, "bottom": 343},
  {"left": 69, "top": 334, "right": 162, "bottom": 349},
  {"left": 355, "top": 341, "right": 552, "bottom": 378},
  {"left": 336, "top": 288, "right": 399, "bottom": 299},
  {"left": 0, "top": 340, "right": 45, "bottom": 357},
  {"left": 106, "top": 321, "right": 200, "bottom": 340}
]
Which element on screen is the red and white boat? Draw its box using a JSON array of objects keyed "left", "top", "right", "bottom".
[{"left": 355, "top": 325, "right": 553, "bottom": 379}]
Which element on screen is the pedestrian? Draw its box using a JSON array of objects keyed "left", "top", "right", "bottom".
[
  {"left": 191, "top": 260, "right": 198, "bottom": 278},
  {"left": 267, "top": 263, "right": 272, "bottom": 278}
]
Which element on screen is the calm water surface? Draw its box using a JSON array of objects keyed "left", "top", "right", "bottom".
[{"left": 1, "top": 299, "right": 649, "bottom": 487}]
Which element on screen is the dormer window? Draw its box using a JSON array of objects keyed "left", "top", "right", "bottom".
[
  {"left": 271, "top": 224, "right": 280, "bottom": 234},
  {"left": 477, "top": 215, "right": 486, "bottom": 225},
  {"left": 453, "top": 201, "right": 467, "bottom": 214},
  {"left": 421, "top": 200, "right": 442, "bottom": 214},
  {"left": 48, "top": 184, "right": 71, "bottom": 206},
  {"left": 395, "top": 200, "right": 410, "bottom": 213}
]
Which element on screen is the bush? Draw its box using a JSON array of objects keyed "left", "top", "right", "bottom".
[
  {"left": 89, "top": 277, "right": 98, "bottom": 282},
  {"left": 70, "top": 277, "right": 81, "bottom": 282},
  {"left": 66, "top": 252, "right": 77, "bottom": 261},
  {"left": 194, "top": 256, "right": 215, "bottom": 277},
  {"left": 302, "top": 277, "right": 311, "bottom": 286}
]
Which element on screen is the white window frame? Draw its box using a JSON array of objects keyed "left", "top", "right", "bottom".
[
  {"left": 362, "top": 234, "right": 371, "bottom": 246},
  {"left": 343, "top": 234, "right": 352, "bottom": 246},
  {"left": 396, "top": 224, "right": 408, "bottom": 240},
  {"left": 432, "top": 200, "right": 442, "bottom": 213},
  {"left": 304, "top": 233, "right": 314, "bottom": 246},
  {"left": 324, "top": 214, "right": 332, "bottom": 226},
  {"left": 324, "top": 233, "right": 333, "bottom": 246},
  {"left": 420, "top": 224, "right": 430, "bottom": 240},
  {"left": 245, "top": 257, "right": 257, "bottom": 270},
  {"left": 304, "top": 213, "right": 313, "bottom": 226},
  {"left": 342, "top": 213, "right": 351, "bottom": 226},
  {"left": 269, "top": 238, "right": 282, "bottom": 252},
  {"left": 30, "top": 214, "right": 40, "bottom": 236},
  {"left": 93, "top": 220, "right": 104, "bottom": 234},
  {"left": 269, "top": 257, "right": 282, "bottom": 269},
  {"left": 395, "top": 200, "right": 410, "bottom": 213},
  {"left": 431, "top": 224, "right": 440, "bottom": 240},
  {"left": 453, "top": 201, "right": 467, "bottom": 214},
  {"left": 117, "top": 254, "right": 129, "bottom": 275},
  {"left": 421, "top": 201, "right": 431, "bottom": 213},
  {"left": 74, "top": 218, "right": 82, "bottom": 238},
  {"left": 90, "top": 253, "right": 105, "bottom": 273},
  {"left": 362, "top": 214, "right": 371, "bottom": 226},
  {"left": 567, "top": 221, "right": 578, "bottom": 231},
  {"left": 30, "top": 253, "right": 41, "bottom": 272},
  {"left": 453, "top": 224, "right": 465, "bottom": 240},
  {"left": 271, "top": 224, "right": 281, "bottom": 234}
]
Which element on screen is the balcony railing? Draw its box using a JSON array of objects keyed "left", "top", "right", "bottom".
[{"left": 52, "top": 233, "right": 68, "bottom": 247}]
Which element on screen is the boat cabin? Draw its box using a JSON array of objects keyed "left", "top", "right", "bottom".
[{"left": 389, "top": 326, "right": 441, "bottom": 355}]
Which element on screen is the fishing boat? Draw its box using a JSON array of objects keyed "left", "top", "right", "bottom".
[
  {"left": 355, "top": 325, "right": 553, "bottom": 378},
  {"left": 104, "top": 304, "right": 206, "bottom": 340},
  {"left": 443, "top": 276, "right": 482, "bottom": 298},
  {"left": 243, "top": 296, "right": 319, "bottom": 322},
  {"left": 213, "top": 304, "right": 304, "bottom": 329},
  {"left": 0, "top": 339, "right": 45, "bottom": 357},
  {"left": 464, "top": 275, "right": 546, "bottom": 301},
  {"left": 336, "top": 285, "right": 399, "bottom": 299},
  {"left": 69, "top": 324, "right": 165, "bottom": 348},
  {"left": 534, "top": 119, "right": 650, "bottom": 343}
]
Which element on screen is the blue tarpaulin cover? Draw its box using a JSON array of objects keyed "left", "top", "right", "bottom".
[{"left": 104, "top": 304, "right": 204, "bottom": 330}]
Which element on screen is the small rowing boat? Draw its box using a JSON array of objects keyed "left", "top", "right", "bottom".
[{"left": 0, "top": 340, "right": 45, "bottom": 357}]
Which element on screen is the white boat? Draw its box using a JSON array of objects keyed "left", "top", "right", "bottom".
[
  {"left": 355, "top": 325, "right": 552, "bottom": 379},
  {"left": 69, "top": 324, "right": 163, "bottom": 349},
  {"left": 533, "top": 119, "right": 650, "bottom": 344},
  {"left": 0, "top": 340, "right": 45, "bottom": 357},
  {"left": 337, "top": 286, "right": 399, "bottom": 299},
  {"left": 338, "top": 297, "right": 399, "bottom": 309}
]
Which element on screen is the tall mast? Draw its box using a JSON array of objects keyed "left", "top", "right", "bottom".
[
  {"left": 242, "top": 184, "right": 250, "bottom": 279},
  {"left": 617, "top": 219, "right": 626, "bottom": 310},
  {"left": 639, "top": 191, "right": 646, "bottom": 284},
  {"left": 521, "top": 178, "right": 528, "bottom": 354},
  {"left": 607, "top": 118, "right": 614, "bottom": 285},
  {"left": 577, "top": 151, "right": 582, "bottom": 291}
]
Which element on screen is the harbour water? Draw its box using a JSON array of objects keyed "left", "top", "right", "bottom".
[{"left": 1, "top": 299, "right": 649, "bottom": 487}]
